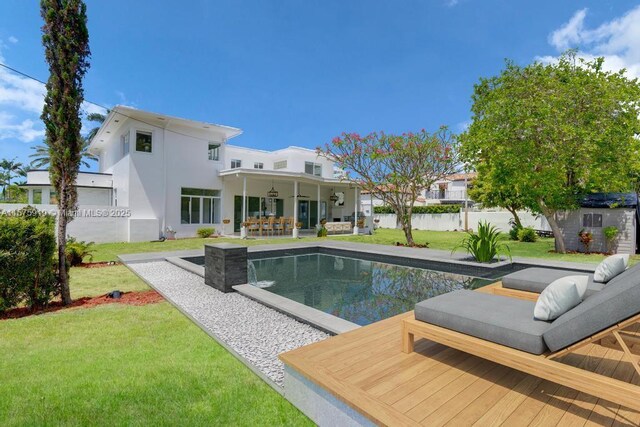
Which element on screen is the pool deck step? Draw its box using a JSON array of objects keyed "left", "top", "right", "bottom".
[{"left": 233, "top": 284, "right": 360, "bottom": 335}]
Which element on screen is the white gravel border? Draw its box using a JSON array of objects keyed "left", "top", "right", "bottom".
[{"left": 127, "top": 261, "right": 329, "bottom": 387}]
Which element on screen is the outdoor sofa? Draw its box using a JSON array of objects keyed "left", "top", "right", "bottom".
[{"left": 402, "top": 262, "right": 640, "bottom": 411}]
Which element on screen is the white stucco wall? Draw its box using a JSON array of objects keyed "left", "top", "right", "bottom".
[{"left": 374, "top": 211, "right": 547, "bottom": 232}]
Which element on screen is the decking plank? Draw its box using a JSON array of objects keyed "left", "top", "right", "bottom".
[{"left": 279, "top": 308, "right": 640, "bottom": 427}]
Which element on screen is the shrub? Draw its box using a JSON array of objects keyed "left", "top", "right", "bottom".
[
  {"left": 0, "top": 207, "right": 57, "bottom": 312},
  {"left": 317, "top": 226, "right": 328, "bottom": 237},
  {"left": 603, "top": 226, "right": 619, "bottom": 253},
  {"left": 517, "top": 227, "right": 538, "bottom": 242},
  {"left": 578, "top": 229, "right": 593, "bottom": 253},
  {"left": 508, "top": 218, "right": 521, "bottom": 241},
  {"left": 454, "top": 221, "right": 511, "bottom": 263},
  {"left": 65, "top": 236, "right": 95, "bottom": 266},
  {"left": 197, "top": 227, "right": 215, "bottom": 238},
  {"left": 374, "top": 205, "right": 461, "bottom": 214}
]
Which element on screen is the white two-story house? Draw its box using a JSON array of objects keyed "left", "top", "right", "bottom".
[{"left": 22, "top": 106, "right": 362, "bottom": 242}]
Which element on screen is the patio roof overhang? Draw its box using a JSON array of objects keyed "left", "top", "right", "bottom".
[{"left": 218, "top": 168, "right": 359, "bottom": 188}]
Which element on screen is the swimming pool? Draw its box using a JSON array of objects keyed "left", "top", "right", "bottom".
[{"left": 249, "top": 253, "right": 493, "bottom": 326}]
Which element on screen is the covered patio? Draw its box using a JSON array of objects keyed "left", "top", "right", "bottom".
[{"left": 218, "top": 169, "right": 368, "bottom": 238}]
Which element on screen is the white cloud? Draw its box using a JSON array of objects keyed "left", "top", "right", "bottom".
[
  {"left": 445, "top": 0, "right": 459, "bottom": 7},
  {"left": 544, "top": 5, "right": 640, "bottom": 78},
  {"left": 8, "top": 36, "right": 18, "bottom": 44},
  {"left": 0, "top": 39, "right": 107, "bottom": 144},
  {"left": 0, "top": 112, "right": 44, "bottom": 142}
]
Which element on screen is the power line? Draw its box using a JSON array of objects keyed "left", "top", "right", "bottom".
[{"left": 0, "top": 62, "right": 227, "bottom": 143}]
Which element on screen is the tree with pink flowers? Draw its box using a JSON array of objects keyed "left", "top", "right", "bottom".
[{"left": 318, "top": 127, "right": 458, "bottom": 246}]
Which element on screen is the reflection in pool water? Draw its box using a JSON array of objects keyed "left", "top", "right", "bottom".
[{"left": 250, "top": 254, "right": 493, "bottom": 326}]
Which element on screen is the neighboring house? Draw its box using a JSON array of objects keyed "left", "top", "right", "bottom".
[
  {"left": 423, "top": 172, "right": 476, "bottom": 205},
  {"left": 21, "top": 106, "right": 362, "bottom": 242}
]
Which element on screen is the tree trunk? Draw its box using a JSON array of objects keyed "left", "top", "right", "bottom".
[
  {"left": 57, "top": 187, "right": 72, "bottom": 305},
  {"left": 400, "top": 209, "right": 415, "bottom": 246},
  {"left": 539, "top": 202, "right": 566, "bottom": 253},
  {"left": 506, "top": 206, "right": 522, "bottom": 228}
]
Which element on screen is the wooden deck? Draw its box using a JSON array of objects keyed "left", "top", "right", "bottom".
[{"left": 280, "top": 284, "right": 640, "bottom": 426}]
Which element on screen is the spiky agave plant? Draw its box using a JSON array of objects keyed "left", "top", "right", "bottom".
[{"left": 454, "top": 221, "right": 511, "bottom": 263}]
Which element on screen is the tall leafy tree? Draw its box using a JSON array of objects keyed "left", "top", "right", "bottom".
[
  {"left": 318, "top": 128, "right": 458, "bottom": 246},
  {"left": 40, "top": 0, "right": 91, "bottom": 305},
  {"left": 467, "top": 163, "right": 525, "bottom": 228},
  {"left": 461, "top": 52, "right": 640, "bottom": 253}
]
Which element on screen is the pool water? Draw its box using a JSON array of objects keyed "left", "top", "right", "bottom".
[{"left": 249, "top": 253, "right": 493, "bottom": 326}]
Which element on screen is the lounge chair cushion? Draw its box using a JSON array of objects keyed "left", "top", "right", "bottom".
[
  {"left": 543, "top": 262, "right": 640, "bottom": 352},
  {"left": 502, "top": 268, "right": 603, "bottom": 297},
  {"left": 415, "top": 290, "right": 552, "bottom": 355},
  {"left": 533, "top": 276, "right": 588, "bottom": 321},
  {"left": 593, "top": 254, "right": 629, "bottom": 283}
]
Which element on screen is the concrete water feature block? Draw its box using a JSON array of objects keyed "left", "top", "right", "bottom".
[{"left": 205, "top": 243, "right": 248, "bottom": 292}]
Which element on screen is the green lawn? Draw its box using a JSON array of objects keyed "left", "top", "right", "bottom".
[
  {"left": 93, "top": 229, "right": 639, "bottom": 265},
  {"left": 0, "top": 267, "right": 311, "bottom": 426}
]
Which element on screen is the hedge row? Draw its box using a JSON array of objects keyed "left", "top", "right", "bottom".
[
  {"left": 373, "top": 205, "right": 462, "bottom": 214},
  {"left": 0, "top": 207, "right": 58, "bottom": 312}
]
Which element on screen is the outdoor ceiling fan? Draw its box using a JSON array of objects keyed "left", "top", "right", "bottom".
[{"left": 289, "top": 192, "right": 310, "bottom": 198}]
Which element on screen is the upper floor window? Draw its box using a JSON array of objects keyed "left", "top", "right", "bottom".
[
  {"left": 305, "top": 161, "right": 322, "bottom": 176},
  {"left": 121, "top": 133, "right": 130, "bottom": 156},
  {"left": 208, "top": 143, "right": 220, "bottom": 161},
  {"left": 135, "top": 131, "right": 153, "bottom": 153},
  {"left": 231, "top": 159, "right": 242, "bottom": 169},
  {"left": 254, "top": 162, "right": 264, "bottom": 169},
  {"left": 274, "top": 160, "right": 287, "bottom": 170}
]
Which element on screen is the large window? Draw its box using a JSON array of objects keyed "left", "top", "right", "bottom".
[
  {"left": 135, "top": 131, "right": 153, "bottom": 153},
  {"left": 254, "top": 162, "right": 264, "bottom": 169},
  {"left": 49, "top": 190, "right": 58, "bottom": 204},
  {"left": 180, "top": 188, "right": 221, "bottom": 224},
  {"left": 208, "top": 143, "right": 220, "bottom": 161},
  {"left": 305, "top": 161, "right": 322, "bottom": 176},
  {"left": 231, "top": 159, "right": 242, "bottom": 169}
]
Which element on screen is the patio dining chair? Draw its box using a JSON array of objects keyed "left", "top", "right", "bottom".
[
  {"left": 274, "top": 217, "right": 286, "bottom": 235},
  {"left": 264, "top": 216, "right": 276, "bottom": 236}
]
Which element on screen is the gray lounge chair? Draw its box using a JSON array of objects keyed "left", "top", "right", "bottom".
[
  {"left": 501, "top": 267, "right": 603, "bottom": 296},
  {"left": 402, "top": 264, "right": 640, "bottom": 411}
]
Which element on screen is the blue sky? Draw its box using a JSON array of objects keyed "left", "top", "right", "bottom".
[{"left": 1, "top": 1, "right": 639, "bottom": 171}]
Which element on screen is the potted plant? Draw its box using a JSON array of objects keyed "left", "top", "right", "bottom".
[
  {"left": 578, "top": 229, "right": 593, "bottom": 253},
  {"left": 296, "top": 222, "right": 303, "bottom": 229},
  {"left": 603, "top": 226, "right": 619, "bottom": 254},
  {"left": 165, "top": 226, "right": 176, "bottom": 240}
]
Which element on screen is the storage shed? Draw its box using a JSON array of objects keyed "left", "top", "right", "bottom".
[{"left": 554, "top": 193, "right": 638, "bottom": 255}]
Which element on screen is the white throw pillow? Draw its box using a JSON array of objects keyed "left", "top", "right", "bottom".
[
  {"left": 534, "top": 276, "right": 588, "bottom": 321},
  {"left": 594, "top": 254, "right": 629, "bottom": 283}
]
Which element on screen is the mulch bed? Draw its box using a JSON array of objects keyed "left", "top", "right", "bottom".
[
  {"left": 0, "top": 290, "right": 164, "bottom": 320},
  {"left": 77, "top": 261, "right": 121, "bottom": 268},
  {"left": 395, "top": 242, "right": 430, "bottom": 248}
]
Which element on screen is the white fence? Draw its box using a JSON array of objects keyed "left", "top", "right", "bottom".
[
  {"left": 0, "top": 204, "right": 129, "bottom": 243},
  {"left": 374, "top": 211, "right": 549, "bottom": 232}
]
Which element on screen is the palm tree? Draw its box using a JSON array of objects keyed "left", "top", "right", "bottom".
[
  {"left": 30, "top": 139, "right": 98, "bottom": 169},
  {"left": 0, "top": 170, "right": 9, "bottom": 201},
  {"left": 29, "top": 110, "right": 106, "bottom": 169},
  {"left": 85, "top": 111, "right": 108, "bottom": 141},
  {"left": 0, "top": 158, "right": 24, "bottom": 201}
]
